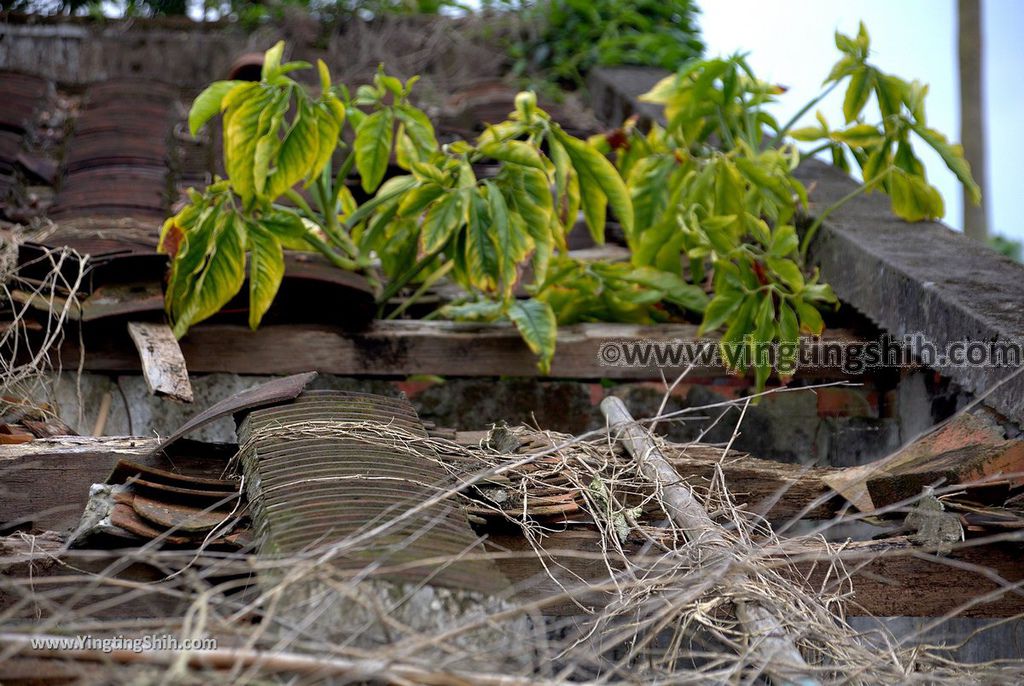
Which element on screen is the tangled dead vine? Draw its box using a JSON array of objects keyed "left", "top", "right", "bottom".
[{"left": 3, "top": 386, "right": 1023, "bottom": 684}]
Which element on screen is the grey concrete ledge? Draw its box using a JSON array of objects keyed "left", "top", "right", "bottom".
[
  {"left": 587, "top": 67, "right": 1024, "bottom": 424},
  {"left": 797, "top": 158, "right": 1024, "bottom": 424}
]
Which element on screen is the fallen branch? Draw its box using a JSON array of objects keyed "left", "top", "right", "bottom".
[{"left": 601, "top": 395, "right": 819, "bottom": 686}]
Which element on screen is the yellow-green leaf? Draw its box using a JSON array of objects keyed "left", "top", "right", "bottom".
[
  {"left": 766, "top": 256, "right": 805, "bottom": 290},
  {"left": 842, "top": 68, "right": 872, "bottom": 124},
  {"left": 189, "top": 80, "right": 244, "bottom": 137},
  {"left": 507, "top": 298, "right": 557, "bottom": 374},
  {"left": 890, "top": 169, "right": 944, "bottom": 221},
  {"left": 832, "top": 123, "right": 884, "bottom": 148},
  {"left": 261, "top": 41, "right": 285, "bottom": 81},
  {"left": 464, "top": 190, "right": 500, "bottom": 293},
  {"left": 421, "top": 190, "right": 465, "bottom": 253},
  {"left": 553, "top": 126, "right": 634, "bottom": 241},
  {"left": 479, "top": 140, "right": 545, "bottom": 170},
  {"left": 355, "top": 109, "right": 395, "bottom": 193},
  {"left": 223, "top": 85, "right": 274, "bottom": 205},
  {"left": 171, "top": 213, "right": 247, "bottom": 337},
  {"left": 795, "top": 299, "right": 825, "bottom": 335},
  {"left": 912, "top": 124, "right": 982, "bottom": 205},
  {"left": 247, "top": 223, "right": 285, "bottom": 329},
  {"left": 265, "top": 102, "right": 320, "bottom": 200}
]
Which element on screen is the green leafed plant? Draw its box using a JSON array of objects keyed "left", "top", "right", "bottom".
[
  {"left": 511, "top": 0, "right": 704, "bottom": 89},
  {"left": 787, "top": 22, "right": 982, "bottom": 248},
  {"left": 164, "top": 43, "right": 693, "bottom": 373},
  {"left": 614, "top": 25, "right": 979, "bottom": 388},
  {"left": 163, "top": 28, "right": 978, "bottom": 389}
]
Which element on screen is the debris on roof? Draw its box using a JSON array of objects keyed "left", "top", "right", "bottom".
[
  {"left": 825, "top": 410, "right": 1024, "bottom": 514},
  {"left": 127, "top": 321, "right": 193, "bottom": 403},
  {"left": 70, "top": 458, "right": 246, "bottom": 548}
]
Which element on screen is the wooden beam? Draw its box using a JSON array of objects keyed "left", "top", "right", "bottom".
[
  {"left": 455, "top": 431, "right": 843, "bottom": 520},
  {"left": 0, "top": 435, "right": 842, "bottom": 537},
  {"left": 72, "top": 320, "right": 867, "bottom": 380},
  {"left": 486, "top": 529, "right": 1024, "bottom": 619},
  {"left": 0, "top": 437, "right": 226, "bottom": 533},
  {"left": 4, "top": 527, "right": 1021, "bottom": 621}
]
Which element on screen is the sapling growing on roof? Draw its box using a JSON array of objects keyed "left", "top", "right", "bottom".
[{"left": 162, "top": 26, "right": 978, "bottom": 390}]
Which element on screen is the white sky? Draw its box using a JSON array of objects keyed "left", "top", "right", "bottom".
[{"left": 696, "top": 0, "right": 1024, "bottom": 241}]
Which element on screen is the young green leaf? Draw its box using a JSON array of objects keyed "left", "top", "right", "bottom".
[
  {"left": 355, "top": 109, "right": 395, "bottom": 193},
  {"left": 769, "top": 225, "right": 799, "bottom": 257},
  {"left": 261, "top": 41, "right": 285, "bottom": 81},
  {"left": 507, "top": 298, "right": 557, "bottom": 374},
  {"left": 795, "top": 299, "right": 825, "bottom": 335},
  {"left": 247, "top": 223, "right": 285, "bottom": 329},
  {"left": 189, "top": 81, "right": 244, "bottom": 137},
  {"left": 478, "top": 140, "right": 545, "bottom": 170},
  {"left": 699, "top": 289, "right": 743, "bottom": 335},
  {"left": 421, "top": 190, "right": 465, "bottom": 253},
  {"left": 766, "top": 257, "right": 805, "bottom": 290}
]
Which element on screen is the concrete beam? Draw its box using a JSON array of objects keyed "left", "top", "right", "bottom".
[{"left": 798, "top": 159, "right": 1024, "bottom": 425}]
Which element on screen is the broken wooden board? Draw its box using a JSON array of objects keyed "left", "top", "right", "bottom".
[
  {"left": 127, "top": 322, "right": 193, "bottom": 402},
  {"left": 8, "top": 282, "right": 164, "bottom": 322},
  {"left": 4, "top": 526, "right": 1022, "bottom": 621},
  {"left": 486, "top": 529, "right": 1024, "bottom": 619},
  {"left": 0, "top": 432, "right": 841, "bottom": 540},
  {"left": 75, "top": 320, "right": 870, "bottom": 380},
  {"left": 0, "top": 437, "right": 227, "bottom": 532},
  {"left": 456, "top": 430, "right": 843, "bottom": 520},
  {"left": 824, "top": 412, "right": 1024, "bottom": 513}
]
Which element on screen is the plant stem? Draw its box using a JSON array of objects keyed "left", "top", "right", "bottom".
[
  {"left": 384, "top": 260, "right": 454, "bottom": 320},
  {"left": 377, "top": 243, "right": 448, "bottom": 305},
  {"left": 302, "top": 232, "right": 359, "bottom": 271},
  {"left": 333, "top": 148, "right": 356, "bottom": 193},
  {"left": 311, "top": 173, "right": 360, "bottom": 259},
  {"left": 283, "top": 189, "right": 316, "bottom": 219},
  {"left": 774, "top": 78, "right": 841, "bottom": 144},
  {"left": 799, "top": 166, "right": 892, "bottom": 257},
  {"left": 799, "top": 141, "right": 833, "bottom": 161}
]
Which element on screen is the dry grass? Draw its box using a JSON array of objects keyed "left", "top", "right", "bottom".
[
  {"left": 2, "top": 386, "right": 1024, "bottom": 684},
  {"left": 1, "top": 244, "right": 1023, "bottom": 683}
]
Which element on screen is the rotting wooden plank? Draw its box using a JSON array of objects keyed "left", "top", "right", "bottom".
[
  {"left": 454, "top": 431, "right": 842, "bottom": 520},
  {"left": 74, "top": 321, "right": 868, "bottom": 380},
  {"left": 127, "top": 321, "right": 194, "bottom": 403},
  {"left": 825, "top": 412, "right": 1024, "bottom": 513},
  {"left": 3, "top": 527, "right": 1021, "bottom": 621},
  {"left": 664, "top": 447, "right": 841, "bottom": 520},
  {"left": 486, "top": 529, "right": 1024, "bottom": 619},
  {"left": 0, "top": 437, "right": 226, "bottom": 533},
  {"left": 0, "top": 434, "right": 841, "bottom": 536}
]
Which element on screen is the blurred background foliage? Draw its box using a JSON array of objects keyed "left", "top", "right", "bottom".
[{"left": 2, "top": 0, "right": 705, "bottom": 91}]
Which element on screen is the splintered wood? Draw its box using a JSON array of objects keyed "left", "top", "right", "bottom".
[{"left": 127, "top": 321, "right": 193, "bottom": 403}]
